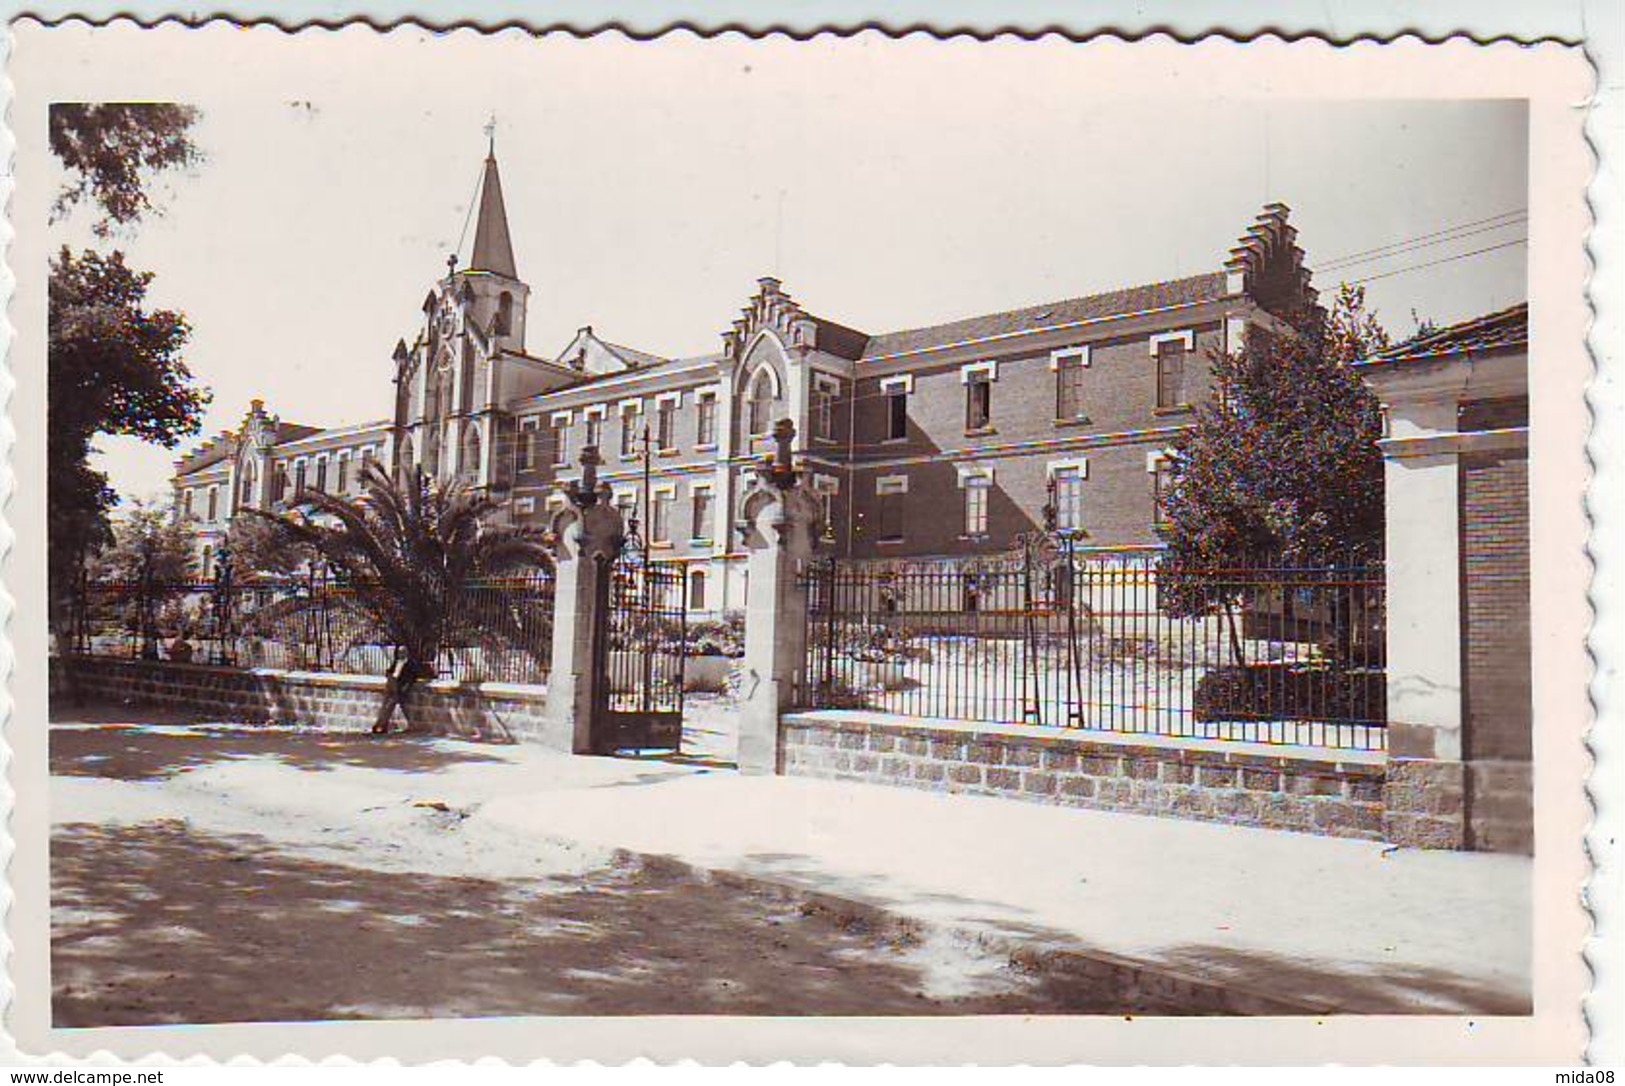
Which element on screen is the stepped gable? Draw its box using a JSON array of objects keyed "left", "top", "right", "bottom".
[
  {"left": 721, "top": 277, "right": 871, "bottom": 363},
  {"left": 1224, "top": 202, "right": 1318, "bottom": 320},
  {"left": 172, "top": 399, "right": 319, "bottom": 477}
]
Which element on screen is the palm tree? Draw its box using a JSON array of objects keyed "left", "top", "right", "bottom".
[{"left": 248, "top": 461, "right": 552, "bottom": 735}]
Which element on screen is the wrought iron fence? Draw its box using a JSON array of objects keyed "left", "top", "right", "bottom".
[
  {"left": 70, "top": 570, "right": 556, "bottom": 685},
  {"left": 796, "top": 545, "right": 1386, "bottom": 751}
]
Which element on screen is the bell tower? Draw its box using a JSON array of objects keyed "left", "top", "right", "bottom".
[{"left": 452, "top": 125, "right": 530, "bottom": 353}]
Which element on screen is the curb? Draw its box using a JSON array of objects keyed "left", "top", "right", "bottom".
[{"left": 602, "top": 844, "right": 1337, "bottom": 1017}]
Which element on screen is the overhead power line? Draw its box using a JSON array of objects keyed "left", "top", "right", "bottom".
[
  {"left": 1343, "top": 237, "right": 1527, "bottom": 286},
  {"left": 1316, "top": 209, "right": 1527, "bottom": 272}
]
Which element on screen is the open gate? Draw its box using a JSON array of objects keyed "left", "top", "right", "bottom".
[{"left": 592, "top": 551, "right": 687, "bottom": 754}]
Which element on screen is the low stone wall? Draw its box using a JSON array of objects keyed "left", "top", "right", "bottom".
[
  {"left": 53, "top": 655, "right": 553, "bottom": 744},
  {"left": 781, "top": 711, "right": 1387, "bottom": 841}
]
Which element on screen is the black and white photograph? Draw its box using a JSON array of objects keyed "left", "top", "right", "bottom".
[{"left": 1, "top": 18, "right": 1601, "bottom": 1067}]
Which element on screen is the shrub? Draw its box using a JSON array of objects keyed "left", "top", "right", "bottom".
[
  {"left": 1193, "top": 663, "right": 1386, "bottom": 724},
  {"left": 831, "top": 622, "right": 932, "bottom": 664}
]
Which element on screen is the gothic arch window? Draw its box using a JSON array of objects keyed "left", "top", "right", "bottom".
[
  {"left": 496, "top": 292, "right": 514, "bottom": 336},
  {"left": 747, "top": 367, "right": 777, "bottom": 435},
  {"left": 239, "top": 460, "right": 257, "bottom": 506},
  {"left": 463, "top": 423, "right": 483, "bottom": 481},
  {"left": 399, "top": 434, "right": 416, "bottom": 477},
  {"left": 460, "top": 341, "right": 476, "bottom": 413}
]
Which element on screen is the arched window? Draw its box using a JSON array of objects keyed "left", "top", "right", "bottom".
[
  {"left": 748, "top": 369, "right": 775, "bottom": 435},
  {"left": 689, "top": 569, "right": 707, "bottom": 612},
  {"left": 239, "top": 461, "right": 257, "bottom": 506},
  {"left": 463, "top": 423, "right": 482, "bottom": 480},
  {"left": 399, "top": 435, "right": 415, "bottom": 476},
  {"left": 496, "top": 292, "right": 514, "bottom": 336}
]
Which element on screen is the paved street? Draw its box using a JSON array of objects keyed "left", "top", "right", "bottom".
[{"left": 50, "top": 702, "right": 1530, "bottom": 1022}]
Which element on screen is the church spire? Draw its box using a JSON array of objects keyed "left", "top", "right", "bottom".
[{"left": 467, "top": 141, "right": 518, "bottom": 279}]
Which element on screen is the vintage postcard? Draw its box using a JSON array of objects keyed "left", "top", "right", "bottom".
[{"left": 1, "top": 18, "right": 1599, "bottom": 1065}]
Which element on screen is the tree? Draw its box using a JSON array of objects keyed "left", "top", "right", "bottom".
[
  {"left": 248, "top": 463, "right": 552, "bottom": 735},
  {"left": 1156, "top": 284, "right": 1389, "bottom": 658},
  {"left": 84, "top": 499, "right": 200, "bottom": 658},
  {"left": 49, "top": 248, "right": 209, "bottom": 635},
  {"left": 224, "top": 510, "right": 317, "bottom": 581},
  {"left": 50, "top": 103, "right": 202, "bottom": 236}
]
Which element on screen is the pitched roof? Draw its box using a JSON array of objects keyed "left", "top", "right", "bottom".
[
  {"left": 601, "top": 339, "right": 669, "bottom": 370},
  {"left": 1366, "top": 303, "right": 1528, "bottom": 364},
  {"left": 467, "top": 153, "right": 518, "bottom": 278},
  {"left": 859, "top": 272, "right": 1229, "bottom": 361}
]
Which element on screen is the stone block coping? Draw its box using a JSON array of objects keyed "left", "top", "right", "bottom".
[{"left": 783, "top": 709, "right": 1386, "bottom": 770}]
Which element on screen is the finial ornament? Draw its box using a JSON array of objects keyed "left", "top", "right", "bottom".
[{"left": 485, "top": 112, "right": 497, "bottom": 155}]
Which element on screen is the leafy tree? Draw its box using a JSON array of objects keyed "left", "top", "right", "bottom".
[
  {"left": 1156, "top": 284, "right": 1389, "bottom": 660},
  {"left": 224, "top": 509, "right": 316, "bottom": 581},
  {"left": 90, "top": 499, "right": 198, "bottom": 586},
  {"left": 248, "top": 463, "right": 552, "bottom": 735},
  {"left": 49, "top": 248, "right": 209, "bottom": 635},
  {"left": 50, "top": 103, "right": 202, "bottom": 236}
]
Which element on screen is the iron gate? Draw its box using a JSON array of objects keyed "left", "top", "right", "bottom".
[{"left": 592, "top": 551, "right": 687, "bottom": 753}]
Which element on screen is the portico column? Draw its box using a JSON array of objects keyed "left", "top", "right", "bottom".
[
  {"left": 543, "top": 447, "right": 623, "bottom": 755},
  {"left": 737, "top": 420, "right": 822, "bottom": 775}
]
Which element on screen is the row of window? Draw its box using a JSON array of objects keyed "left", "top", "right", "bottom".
[
  {"left": 518, "top": 392, "right": 722, "bottom": 471},
  {"left": 875, "top": 336, "right": 1194, "bottom": 443},
  {"left": 868, "top": 460, "right": 1171, "bottom": 542}
]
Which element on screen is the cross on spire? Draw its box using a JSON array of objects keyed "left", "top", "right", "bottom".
[{"left": 484, "top": 112, "right": 497, "bottom": 156}]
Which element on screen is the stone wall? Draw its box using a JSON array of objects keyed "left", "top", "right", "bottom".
[
  {"left": 781, "top": 711, "right": 1386, "bottom": 841},
  {"left": 53, "top": 655, "right": 551, "bottom": 743}
]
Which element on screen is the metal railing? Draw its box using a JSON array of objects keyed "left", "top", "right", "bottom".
[
  {"left": 796, "top": 546, "right": 1386, "bottom": 751},
  {"left": 69, "top": 570, "right": 556, "bottom": 686}
]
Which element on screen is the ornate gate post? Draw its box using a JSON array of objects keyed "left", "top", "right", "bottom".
[
  {"left": 543, "top": 447, "right": 624, "bottom": 754},
  {"left": 737, "top": 420, "right": 822, "bottom": 775}
]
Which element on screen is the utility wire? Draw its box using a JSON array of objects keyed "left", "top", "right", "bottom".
[
  {"left": 1316, "top": 209, "right": 1526, "bottom": 271},
  {"left": 1343, "top": 237, "right": 1527, "bottom": 285}
]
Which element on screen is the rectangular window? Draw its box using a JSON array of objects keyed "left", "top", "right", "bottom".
[
  {"left": 552, "top": 420, "right": 569, "bottom": 465},
  {"left": 696, "top": 393, "right": 717, "bottom": 446},
  {"left": 652, "top": 490, "right": 675, "bottom": 543},
  {"left": 1054, "top": 467, "right": 1084, "bottom": 531},
  {"left": 1152, "top": 464, "right": 1173, "bottom": 526},
  {"left": 1056, "top": 353, "right": 1088, "bottom": 420},
  {"left": 614, "top": 491, "right": 637, "bottom": 521},
  {"left": 517, "top": 419, "right": 537, "bottom": 471},
  {"left": 206, "top": 486, "right": 218, "bottom": 521},
  {"left": 689, "top": 569, "right": 707, "bottom": 611},
  {"left": 885, "top": 389, "right": 908, "bottom": 441},
  {"left": 965, "top": 376, "right": 992, "bottom": 430},
  {"left": 964, "top": 479, "right": 989, "bottom": 536},
  {"left": 656, "top": 399, "right": 677, "bottom": 451},
  {"left": 1156, "top": 340, "right": 1188, "bottom": 409},
  {"left": 183, "top": 489, "right": 194, "bottom": 517},
  {"left": 620, "top": 406, "right": 640, "bottom": 457},
  {"left": 878, "top": 492, "right": 905, "bottom": 541},
  {"left": 315, "top": 458, "right": 328, "bottom": 492},
  {"left": 294, "top": 462, "right": 307, "bottom": 495},
  {"left": 336, "top": 456, "right": 349, "bottom": 493},
  {"left": 691, "top": 487, "right": 714, "bottom": 540},
  {"left": 811, "top": 381, "right": 835, "bottom": 440},
  {"left": 585, "top": 413, "right": 603, "bottom": 451}
]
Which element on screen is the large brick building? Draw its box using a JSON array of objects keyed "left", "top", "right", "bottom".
[{"left": 172, "top": 148, "right": 1321, "bottom": 612}]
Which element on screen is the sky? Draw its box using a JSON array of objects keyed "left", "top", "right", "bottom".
[{"left": 25, "top": 26, "right": 1529, "bottom": 505}]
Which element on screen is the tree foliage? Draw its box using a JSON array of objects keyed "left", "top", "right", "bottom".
[
  {"left": 88, "top": 499, "right": 198, "bottom": 588},
  {"left": 50, "top": 103, "right": 202, "bottom": 236},
  {"left": 248, "top": 464, "right": 552, "bottom": 733},
  {"left": 49, "top": 247, "right": 209, "bottom": 621},
  {"left": 224, "top": 510, "right": 317, "bottom": 581},
  {"left": 1157, "top": 284, "right": 1388, "bottom": 623}
]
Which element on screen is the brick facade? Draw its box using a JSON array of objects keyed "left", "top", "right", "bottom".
[{"left": 174, "top": 153, "right": 1319, "bottom": 601}]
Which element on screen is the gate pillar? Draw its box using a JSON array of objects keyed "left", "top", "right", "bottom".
[
  {"left": 542, "top": 448, "right": 624, "bottom": 755},
  {"left": 737, "top": 420, "right": 822, "bottom": 775}
]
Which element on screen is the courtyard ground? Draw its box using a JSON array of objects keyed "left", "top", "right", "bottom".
[{"left": 49, "top": 696, "right": 1530, "bottom": 1024}]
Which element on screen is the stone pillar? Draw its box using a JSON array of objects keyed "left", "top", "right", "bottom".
[
  {"left": 736, "top": 420, "right": 822, "bottom": 775},
  {"left": 542, "top": 448, "right": 623, "bottom": 755},
  {"left": 1364, "top": 373, "right": 1471, "bottom": 849}
]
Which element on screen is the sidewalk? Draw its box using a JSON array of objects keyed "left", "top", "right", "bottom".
[{"left": 480, "top": 757, "right": 1531, "bottom": 1015}]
